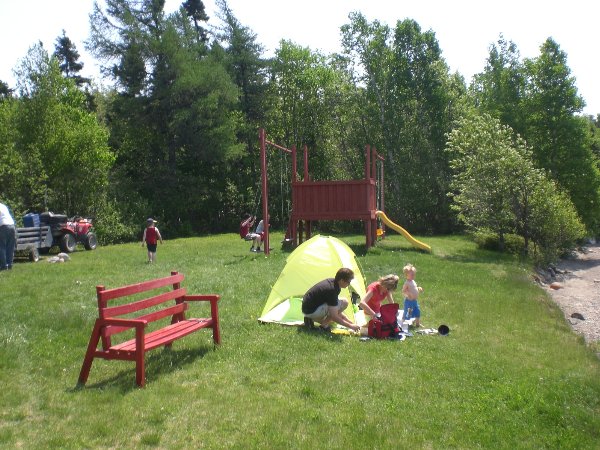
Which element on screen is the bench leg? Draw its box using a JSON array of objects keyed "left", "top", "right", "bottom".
[
  {"left": 212, "top": 319, "right": 221, "bottom": 345},
  {"left": 210, "top": 300, "right": 221, "bottom": 345},
  {"left": 78, "top": 322, "right": 102, "bottom": 385},
  {"left": 135, "top": 326, "right": 146, "bottom": 387},
  {"left": 135, "top": 354, "right": 145, "bottom": 387}
]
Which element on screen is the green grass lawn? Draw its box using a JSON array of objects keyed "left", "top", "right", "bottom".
[{"left": 1, "top": 232, "right": 599, "bottom": 449}]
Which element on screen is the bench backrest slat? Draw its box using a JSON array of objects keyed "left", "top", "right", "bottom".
[
  {"left": 97, "top": 273, "right": 184, "bottom": 303},
  {"left": 102, "top": 287, "right": 187, "bottom": 318},
  {"left": 136, "top": 303, "right": 187, "bottom": 324},
  {"left": 96, "top": 272, "right": 189, "bottom": 340},
  {"left": 104, "top": 303, "right": 188, "bottom": 336}
]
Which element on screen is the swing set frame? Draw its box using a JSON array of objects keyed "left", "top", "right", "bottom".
[{"left": 259, "top": 128, "right": 384, "bottom": 256}]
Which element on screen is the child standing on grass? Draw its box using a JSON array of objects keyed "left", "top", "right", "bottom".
[
  {"left": 141, "top": 218, "right": 163, "bottom": 263},
  {"left": 402, "top": 263, "right": 423, "bottom": 327}
]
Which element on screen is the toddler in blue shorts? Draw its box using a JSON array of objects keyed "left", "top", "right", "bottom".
[{"left": 402, "top": 263, "right": 423, "bottom": 327}]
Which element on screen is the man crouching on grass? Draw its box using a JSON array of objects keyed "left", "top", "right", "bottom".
[{"left": 302, "top": 268, "right": 361, "bottom": 333}]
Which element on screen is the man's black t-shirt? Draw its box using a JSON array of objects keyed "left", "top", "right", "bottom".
[{"left": 302, "top": 278, "right": 340, "bottom": 314}]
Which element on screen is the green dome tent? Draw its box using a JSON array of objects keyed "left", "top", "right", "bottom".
[{"left": 259, "top": 235, "right": 367, "bottom": 326}]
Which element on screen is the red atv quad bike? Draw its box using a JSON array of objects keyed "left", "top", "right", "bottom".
[
  {"left": 37, "top": 212, "right": 98, "bottom": 254},
  {"left": 57, "top": 217, "right": 98, "bottom": 253}
]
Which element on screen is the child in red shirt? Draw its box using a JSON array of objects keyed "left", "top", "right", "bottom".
[
  {"left": 141, "top": 218, "right": 163, "bottom": 263},
  {"left": 359, "top": 274, "right": 399, "bottom": 319}
]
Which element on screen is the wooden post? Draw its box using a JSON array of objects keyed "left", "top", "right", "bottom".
[
  {"left": 291, "top": 145, "right": 297, "bottom": 183},
  {"left": 259, "top": 128, "right": 270, "bottom": 255},
  {"left": 303, "top": 145, "right": 309, "bottom": 181},
  {"left": 378, "top": 147, "right": 385, "bottom": 239},
  {"left": 291, "top": 145, "right": 297, "bottom": 245},
  {"left": 365, "top": 144, "right": 371, "bottom": 181}
]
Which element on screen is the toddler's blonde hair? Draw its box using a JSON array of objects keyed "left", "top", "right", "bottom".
[{"left": 403, "top": 263, "right": 416, "bottom": 277}]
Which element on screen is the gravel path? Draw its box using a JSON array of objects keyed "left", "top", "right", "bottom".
[{"left": 542, "top": 244, "right": 600, "bottom": 345}]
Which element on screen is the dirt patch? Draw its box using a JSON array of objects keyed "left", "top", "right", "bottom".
[{"left": 538, "top": 244, "right": 600, "bottom": 346}]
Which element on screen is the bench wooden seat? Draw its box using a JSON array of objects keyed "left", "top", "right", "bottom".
[{"left": 78, "top": 271, "right": 220, "bottom": 387}]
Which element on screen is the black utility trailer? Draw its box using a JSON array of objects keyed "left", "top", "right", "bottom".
[{"left": 14, "top": 226, "right": 53, "bottom": 262}]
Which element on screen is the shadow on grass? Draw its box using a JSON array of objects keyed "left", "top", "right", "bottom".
[
  {"left": 347, "top": 244, "right": 368, "bottom": 257},
  {"left": 71, "top": 346, "right": 214, "bottom": 392},
  {"left": 348, "top": 242, "right": 429, "bottom": 257},
  {"left": 223, "top": 254, "right": 257, "bottom": 266},
  {"left": 296, "top": 325, "right": 344, "bottom": 341},
  {"left": 438, "top": 249, "right": 526, "bottom": 266},
  {"left": 223, "top": 249, "right": 278, "bottom": 265}
]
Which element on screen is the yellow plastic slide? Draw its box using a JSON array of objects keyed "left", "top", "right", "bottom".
[{"left": 376, "top": 210, "right": 431, "bottom": 252}]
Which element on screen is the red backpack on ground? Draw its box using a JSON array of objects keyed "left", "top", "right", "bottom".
[{"left": 368, "top": 303, "right": 400, "bottom": 339}]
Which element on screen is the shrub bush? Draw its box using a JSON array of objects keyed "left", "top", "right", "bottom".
[
  {"left": 94, "top": 200, "right": 141, "bottom": 245},
  {"left": 473, "top": 230, "right": 525, "bottom": 254}
]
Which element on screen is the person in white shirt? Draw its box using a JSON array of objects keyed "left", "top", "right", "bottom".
[
  {"left": 249, "top": 215, "right": 269, "bottom": 252},
  {"left": 0, "top": 202, "right": 16, "bottom": 270}
]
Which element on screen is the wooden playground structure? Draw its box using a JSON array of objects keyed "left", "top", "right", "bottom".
[{"left": 258, "top": 128, "right": 385, "bottom": 255}]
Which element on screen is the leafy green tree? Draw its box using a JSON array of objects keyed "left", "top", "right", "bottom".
[
  {"left": 340, "top": 13, "right": 394, "bottom": 168},
  {"left": 527, "top": 176, "right": 585, "bottom": 265},
  {"left": 446, "top": 113, "right": 584, "bottom": 262},
  {"left": 0, "top": 80, "right": 13, "bottom": 99},
  {"left": 257, "top": 42, "right": 347, "bottom": 229},
  {"left": 470, "top": 35, "right": 527, "bottom": 136},
  {"left": 88, "top": 0, "right": 243, "bottom": 233},
  {"left": 446, "top": 114, "right": 518, "bottom": 247},
  {"left": 7, "top": 43, "right": 114, "bottom": 218},
  {"left": 211, "top": 0, "right": 272, "bottom": 223},
  {"left": 587, "top": 114, "right": 600, "bottom": 160},
  {"left": 523, "top": 38, "right": 600, "bottom": 234},
  {"left": 341, "top": 13, "right": 466, "bottom": 233},
  {"left": 270, "top": 41, "right": 354, "bottom": 179},
  {"left": 0, "top": 95, "right": 26, "bottom": 211}
]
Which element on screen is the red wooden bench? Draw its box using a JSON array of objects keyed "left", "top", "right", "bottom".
[{"left": 78, "top": 271, "right": 220, "bottom": 387}]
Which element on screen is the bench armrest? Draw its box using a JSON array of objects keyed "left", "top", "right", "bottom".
[{"left": 184, "top": 295, "right": 220, "bottom": 331}]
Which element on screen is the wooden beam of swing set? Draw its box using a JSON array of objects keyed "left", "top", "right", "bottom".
[
  {"left": 260, "top": 129, "right": 298, "bottom": 255},
  {"left": 264, "top": 139, "right": 292, "bottom": 154}
]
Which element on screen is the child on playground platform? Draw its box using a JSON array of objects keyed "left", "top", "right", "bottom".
[
  {"left": 402, "top": 263, "right": 423, "bottom": 327},
  {"left": 359, "top": 274, "right": 399, "bottom": 319},
  {"left": 142, "top": 218, "right": 163, "bottom": 263}
]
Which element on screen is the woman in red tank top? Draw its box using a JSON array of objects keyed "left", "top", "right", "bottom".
[{"left": 359, "top": 274, "right": 399, "bottom": 319}]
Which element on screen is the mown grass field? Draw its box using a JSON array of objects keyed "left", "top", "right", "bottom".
[{"left": 1, "top": 232, "right": 599, "bottom": 449}]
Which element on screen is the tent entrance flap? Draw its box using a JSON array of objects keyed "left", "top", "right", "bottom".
[{"left": 259, "top": 296, "right": 304, "bottom": 325}]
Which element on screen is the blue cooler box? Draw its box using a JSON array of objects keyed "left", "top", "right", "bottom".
[{"left": 23, "top": 213, "right": 41, "bottom": 228}]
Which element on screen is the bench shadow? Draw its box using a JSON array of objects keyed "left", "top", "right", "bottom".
[{"left": 70, "top": 345, "right": 215, "bottom": 392}]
